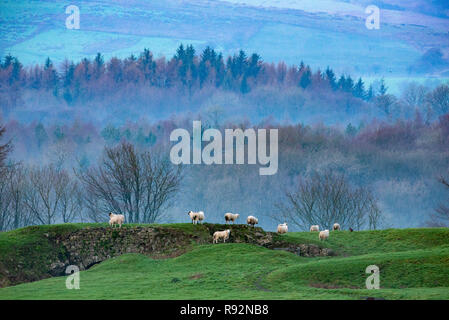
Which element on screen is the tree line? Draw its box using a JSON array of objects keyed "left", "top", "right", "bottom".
[
  {"left": 0, "top": 45, "right": 383, "bottom": 108},
  {"left": 2, "top": 45, "right": 448, "bottom": 122},
  {"left": 2, "top": 114, "right": 449, "bottom": 231}
]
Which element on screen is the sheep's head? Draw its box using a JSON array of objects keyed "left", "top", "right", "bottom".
[
  {"left": 235, "top": 213, "right": 239, "bottom": 218},
  {"left": 187, "top": 211, "right": 193, "bottom": 215},
  {"left": 108, "top": 212, "right": 113, "bottom": 217}
]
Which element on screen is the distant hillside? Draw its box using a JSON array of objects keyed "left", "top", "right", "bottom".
[{"left": 1, "top": 0, "right": 448, "bottom": 75}]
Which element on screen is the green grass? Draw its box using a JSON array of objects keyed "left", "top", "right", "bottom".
[
  {"left": 1, "top": 225, "right": 449, "bottom": 299},
  {"left": 282, "top": 228, "right": 449, "bottom": 255}
]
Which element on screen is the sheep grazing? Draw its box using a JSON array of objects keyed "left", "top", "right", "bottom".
[
  {"left": 310, "top": 225, "right": 320, "bottom": 232},
  {"left": 319, "top": 229, "right": 330, "bottom": 241},
  {"left": 247, "top": 215, "right": 258, "bottom": 227},
  {"left": 188, "top": 211, "right": 204, "bottom": 224},
  {"left": 213, "top": 229, "right": 231, "bottom": 244},
  {"left": 333, "top": 223, "right": 341, "bottom": 231},
  {"left": 277, "top": 223, "right": 288, "bottom": 234},
  {"left": 108, "top": 212, "right": 125, "bottom": 228},
  {"left": 224, "top": 212, "right": 240, "bottom": 224}
]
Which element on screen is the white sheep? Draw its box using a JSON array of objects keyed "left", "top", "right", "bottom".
[
  {"left": 333, "top": 223, "right": 341, "bottom": 231},
  {"left": 108, "top": 212, "right": 125, "bottom": 228},
  {"left": 188, "top": 211, "right": 204, "bottom": 224},
  {"left": 224, "top": 212, "right": 239, "bottom": 224},
  {"left": 197, "top": 211, "right": 205, "bottom": 224},
  {"left": 319, "top": 229, "right": 330, "bottom": 241},
  {"left": 277, "top": 222, "right": 288, "bottom": 234},
  {"left": 247, "top": 215, "right": 258, "bottom": 227},
  {"left": 310, "top": 225, "right": 320, "bottom": 232},
  {"left": 213, "top": 229, "right": 231, "bottom": 243}
]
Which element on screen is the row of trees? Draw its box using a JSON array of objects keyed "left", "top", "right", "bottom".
[
  {"left": 1, "top": 114, "right": 449, "bottom": 230},
  {"left": 0, "top": 45, "right": 381, "bottom": 108},
  {"left": 0, "top": 137, "right": 182, "bottom": 231}
]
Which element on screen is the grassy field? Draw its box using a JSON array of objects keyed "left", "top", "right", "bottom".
[{"left": 0, "top": 225, "right": 448, "bottom": 300}]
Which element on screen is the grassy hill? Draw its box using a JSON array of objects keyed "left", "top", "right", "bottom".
[
  {"left": 0, "top": 224, "right": 448, "bottom": 300},
  {"left": 2, "top": 0, "right": 446, "bottom": 75}
]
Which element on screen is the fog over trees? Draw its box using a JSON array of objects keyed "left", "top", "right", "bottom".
[{"left": 0, "top": 46, "right": 449, "bottom": 231}]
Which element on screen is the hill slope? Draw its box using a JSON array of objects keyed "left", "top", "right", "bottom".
[
  {"left": 0, "top": 225, "right": 449, "bottom": 299},
  {"left": 2, "top": 0, "right": 448, "bottom": 75}
]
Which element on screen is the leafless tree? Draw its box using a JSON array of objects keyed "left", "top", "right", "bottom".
[
  {"left": 401, "top": 82, "right": 428, "bottom": 109},
  {"left": 8, "top": 164, "right": 32, "bottom": 229},
  {"left": 426, "top": 174, "right": 449, "bottom": 227},
  {"left": 0, "top": 166, "right": 13, "bottom": 230},
  {"left": 76, "top": 142, "right": 182, "bottom": 223},
  {"left": 0, "top": 123, "right": 12, "bottom": 174},
  {"left": 0, "top": 164, "right": 34, "bottom": 231},
  {"left": 426, "top": 84, "right": 449, "bottom": 115},
  {"left": 23, "top": 165, "right": 80, "bottom": 225},
  {"left": 275, "top": 171, "right": 382, "bottom": 231},
  {"left": 59, "top": 177, "right": 84, "bottom": 223}
]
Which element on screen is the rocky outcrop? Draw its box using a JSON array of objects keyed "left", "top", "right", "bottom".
[
  {"left": 48, "top": 226, "right": 195, "bottom": 275},
  {"left": 271, "top": 244, "right": 335, "bottom": 257},
  {"left": 1, "top": 224, "right": 335, "bottom": 288}
]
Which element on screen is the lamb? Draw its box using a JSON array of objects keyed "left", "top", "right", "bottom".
[
  {"left": 277, "top": 223, "right": 288, "bottom": 234},
  {"left": 108, "top": 212, "right": 125, "bottom": 228},
  {"left": 213, "top": 229, "right": 231, "bottom": 243},
  {"left": 319, "top": 229, "right": 329, "bottom": 241},
  {"left": 188, "top": 211, "right": 204, "bottom": 224},
  {"left": 224, "top": 212, "right": 240, "bottom": 224},
  {"left": 310, "top": 225, "right": 320, "bottom": 232},
  {"left": 246, "top": 215, "right": 258, "bottom": 227},
  {"left": 333, "top": 223, "right": 341, "bottom": 231}
]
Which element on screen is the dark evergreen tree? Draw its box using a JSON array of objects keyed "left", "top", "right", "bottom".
[
  {"left": 299, "top": 68, "right": 312, "bottom": 89},
  {"left": 353, "top": 78, "right": 366, "bottom": 99},
  {"left": 379, "top": 78, "right": 388, "bottom": 96},
  {"left": 325, "top": 66, "right": 337, "bottom": 90}
]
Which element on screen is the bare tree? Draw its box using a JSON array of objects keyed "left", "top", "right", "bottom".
[
  {"left": 0, "top": 123, "right": 12, "bottom": 174},
  {"left": 58, "top": 177, "right": 83, "bottom": 223},
  {"left": 24, "top": 165, "right": 80, "bottom": 225},
  {"left": 426, "top": 84, "right": 449, "bottom": 115},
  {"left": 401, "top": 82, "right": 428, "bottom": 109},
  {"left": 0, "top": 166, "right": 12, "bottom": 230},
  {"left": 275, "top": 171, "right": 382, "bottom": 231},
  {"left": 8, "top": 164, "right": 32, "bottom": 229},
  {"left": 0, "top": 164, "right": 35, "bottom": 231},
  {"left": 426, "top": 174, "right": 449, "bottom": 227},
  {"left": 77, "top": 142, "right": 182, "bottom": 223}
]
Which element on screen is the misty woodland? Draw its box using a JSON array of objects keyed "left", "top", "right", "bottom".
[{"left": 0, "top": 45, "right": 448, "bottom": 231}]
